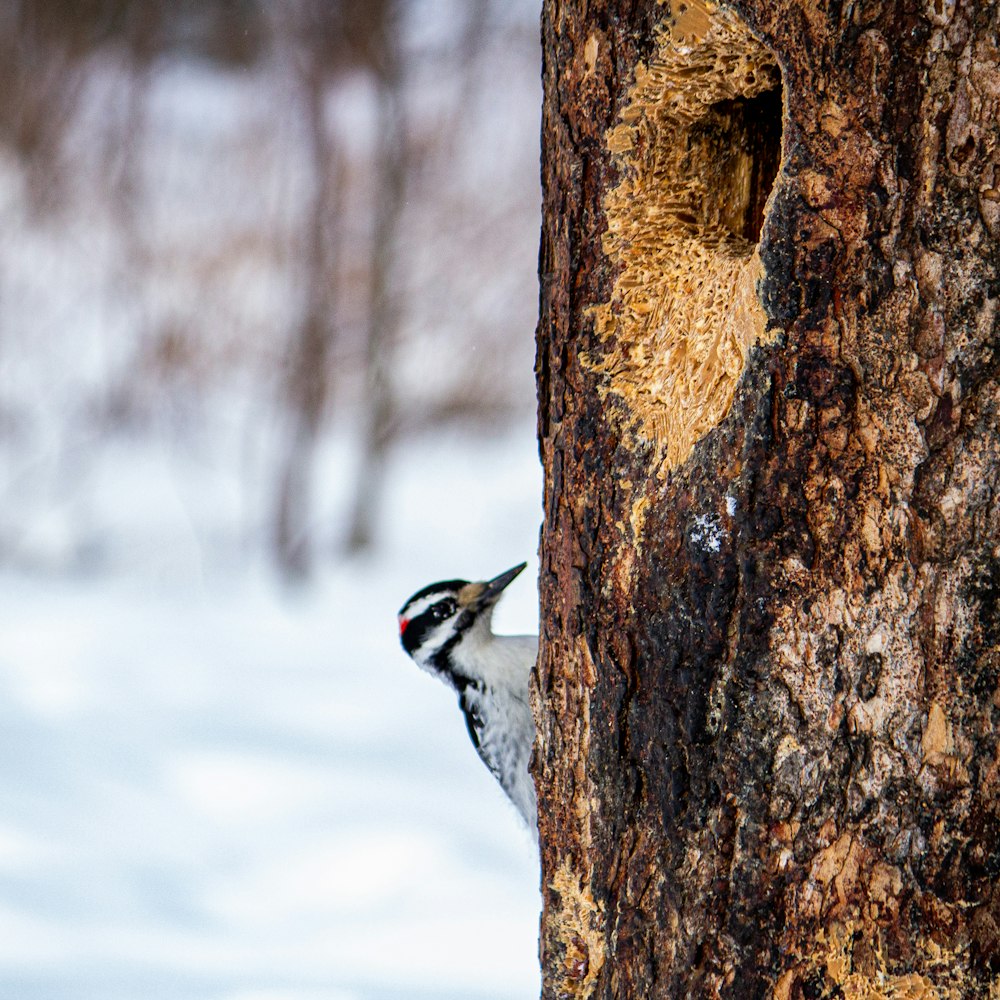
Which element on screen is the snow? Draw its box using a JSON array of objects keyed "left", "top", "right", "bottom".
[
  {"left": 0, "top": 9, "right": 545, "bottom": 995},
  {"left": 0, "top": 426, "right": 543, "bottom": 1000}
]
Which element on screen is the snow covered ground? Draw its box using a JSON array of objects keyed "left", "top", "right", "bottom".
[
  {"left": 0, "top": 426, "right": 543, "bottom": 1000},
  {"left": 0, "top": 10, "right": 545, "bottom": 993}
]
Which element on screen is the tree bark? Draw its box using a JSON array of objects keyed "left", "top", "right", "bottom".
[{"left": 535, "top": 2, "right": 1000, "bottom": 999}]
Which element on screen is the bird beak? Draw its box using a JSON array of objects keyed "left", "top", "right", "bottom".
[{"left": 479, "top": 562, "right": 528, "bottom": 605}]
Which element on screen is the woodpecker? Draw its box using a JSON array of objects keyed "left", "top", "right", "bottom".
[{"left": 398, "top": 562, "right": 537, "bottom": 829}]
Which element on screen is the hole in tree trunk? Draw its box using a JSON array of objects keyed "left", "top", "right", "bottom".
[{"left": 694, "top": 87, "right": 784, "bottom": 244}]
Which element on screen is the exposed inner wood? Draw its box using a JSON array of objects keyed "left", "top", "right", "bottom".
[{"left": 589, "top": 0, "right": 783, "bottom": 471}]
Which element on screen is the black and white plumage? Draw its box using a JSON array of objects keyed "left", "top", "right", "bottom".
[{"left": 397, "top": 562, "right": 537, "bottom": 829}]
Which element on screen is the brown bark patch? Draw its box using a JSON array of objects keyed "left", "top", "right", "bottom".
[
  {"left": 587, "top": 0, "right": 784, "bottom": 471},
  {"left": 804, "top": 920, "right": 984, "bottom": 1000},
  {"left": 549, "top": 858, "right": 606, "bottom": 998},
  {"left": 539, "top": 638, "right": 605, "bottom": 998}
]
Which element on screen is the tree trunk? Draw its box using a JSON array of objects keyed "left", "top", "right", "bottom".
[
  {"left": 272, "top": 44, "right": 342, "bottom": 581},
  {"left": 535, "top": 2, "right": 1000, "bottom": 999},
  {"left": 344, "top": 64, "right": 406, "bottom": 554}
]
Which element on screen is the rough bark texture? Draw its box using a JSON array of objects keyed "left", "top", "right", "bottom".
[{"left": 535, "top": 2, "right": 1000, "bottom": 999}]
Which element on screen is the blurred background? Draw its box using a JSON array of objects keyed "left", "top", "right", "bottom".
[{"left": 0, "top": 1, "right": 543, "bottom": 998}]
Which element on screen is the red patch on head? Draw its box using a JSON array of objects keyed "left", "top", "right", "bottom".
[{"left": 398, "top": 616, "right": 410, "bottom": 636}]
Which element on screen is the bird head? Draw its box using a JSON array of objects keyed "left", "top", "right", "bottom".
[{"left": 397, "top": 562, "right": 527, "bottom": 674}]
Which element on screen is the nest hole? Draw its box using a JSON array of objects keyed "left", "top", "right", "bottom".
[{"left": 689, "top": 85, "right": 784, "bottom": 245}]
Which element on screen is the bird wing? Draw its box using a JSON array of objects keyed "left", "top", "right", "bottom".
[{"left": 458, "top": 685, "right": 502, "bottom": 781}]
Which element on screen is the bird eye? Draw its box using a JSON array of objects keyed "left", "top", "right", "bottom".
[{"left": 432, "top": 599, "right": 456, "bottom": 621}]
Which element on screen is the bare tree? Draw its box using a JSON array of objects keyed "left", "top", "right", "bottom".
[
  {"left": 271, "top": 0, "right": 345, "bottom": 579},
  {"left": 270, "top": 0, "right": 406, "bottom": 569},
  {"left": 344, "top": 0, "right": 405, "bottom": 554},
  {"left": 535, "top": 1, "right": 1000, "bottom": 998},
  {"left": 0, "top": 0, "right": 108, "bottom": 214}
]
